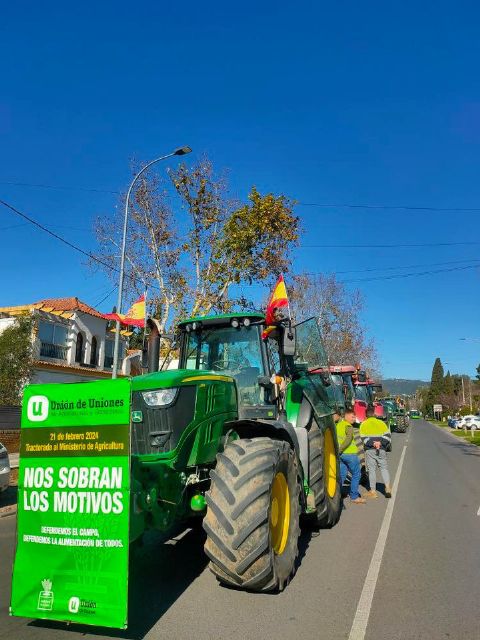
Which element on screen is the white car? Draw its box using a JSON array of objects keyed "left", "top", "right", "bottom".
[
  {"left": 456, "top": 415, "right": 480, "bottom": 431},
  {"left": 0, "top": 442, "right": 10, "bottom": 492}
]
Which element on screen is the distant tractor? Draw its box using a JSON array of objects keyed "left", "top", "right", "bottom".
[
  {"left": 379, "top": 397, "right": 409, "bottom": 433},
  {"left": 128, "top": 313, "right": 342, "bottom": 592},
  {"left": 326, "top": 366, "right": 385, "bottom": 423}
]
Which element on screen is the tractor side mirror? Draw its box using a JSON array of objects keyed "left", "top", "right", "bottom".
[
  {"left": 282, "top": 326, "right": 296, "bottom": 357},
  {"left": 258, "top": 376, "right": 273, "bottom": 389}
]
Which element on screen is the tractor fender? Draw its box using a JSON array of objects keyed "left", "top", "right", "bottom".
[{"left": 224, "top": 419, "right": 308, "bottom": 490}]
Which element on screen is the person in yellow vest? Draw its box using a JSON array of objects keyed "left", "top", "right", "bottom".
[
  {"left": 335, "top": 407, "right": 366, "bottom": 504},
  {"left": 360, "top": 406, "right": 392, "bottom": 499}
]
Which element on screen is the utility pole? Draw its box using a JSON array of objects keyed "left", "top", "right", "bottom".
[{"left": 112, "top": 146, "right": 192, "bottom": 378}]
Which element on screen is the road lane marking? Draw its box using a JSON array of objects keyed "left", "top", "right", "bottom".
[
  {"left": 348, "top": 444, "right": 408, "bottom": 640},
  {"left": 477, "top": 506, "right": 480, "bottom": 516}
]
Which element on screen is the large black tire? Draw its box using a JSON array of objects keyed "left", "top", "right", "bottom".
[
  {"left": 307, "top": 419, "right": 342, "bottom": 528},
  {"left": 203, "top": 437, "right": 301, "bottom": 592},
  {"left": 396, "top": 415, "right": 408, "bottom": 433}
]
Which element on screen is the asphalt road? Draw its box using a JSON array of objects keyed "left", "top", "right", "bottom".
[{"left": 1, "top": 420, "right": 479, "bottom": 640}]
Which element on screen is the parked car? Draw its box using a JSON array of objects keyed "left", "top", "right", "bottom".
[
  {"left": 0, "top": 442, "right": 11, "bottom": 493},
  {"left": 456, "top": 415, "right": 480, "bottom": 431},
  {"left": 448, "top": 417, "right": 460, "bottom": 428}
]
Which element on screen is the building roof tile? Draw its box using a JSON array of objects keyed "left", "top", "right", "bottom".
[{"left": 33, "top": 297, "right": 105, "bottom": 319}]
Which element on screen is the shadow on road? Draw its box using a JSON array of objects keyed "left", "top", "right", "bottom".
[
  {"left": 28, "top": 526, "right": 209, "bottom": 640},
  {"left": 441, "top": 440, "right": 480, "bottom": 457}
]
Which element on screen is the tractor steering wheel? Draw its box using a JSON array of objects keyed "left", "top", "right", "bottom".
[{"left": 211, "top": 359, "right": 242, "bottom": 371}]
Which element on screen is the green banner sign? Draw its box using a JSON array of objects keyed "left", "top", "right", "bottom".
[{"left": 10, "top": 379, "right": 131, "bottom": 629}]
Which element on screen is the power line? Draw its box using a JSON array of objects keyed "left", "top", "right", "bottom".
[
  {"left": 305, "top": 257, "right": 480, "bottom": 275},
  {"left": 300, "top": 241, "right": 480, "bottom": 249},
  {"left": 298, "top": 202, "right": 480, "bottom": 212},
  {"left": 0, "top": 198, "right": 151, "bottom": 293},
  {"left": 94, "top": 286, "right": 117, "bottom": 308},
  {"left": 342, "top": 263, "right": 480, "bottom": 283},
  {"left": 2, "top": 197, "right": 478, "bottom": 296},
  {"left": 0, "top": 223, "right": 28, "bottom": 231},
  {"left": 0, "top": 181, "right": 119, "bottom": 195},
  {"left": 2, "top": 179, "right": 480, "bottom": 213},
  {"left": 0, "top": 198, "right": 115, "bottom": 270}
]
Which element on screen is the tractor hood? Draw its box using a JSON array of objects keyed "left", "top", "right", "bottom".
[{"left": 131, "top": 369, "right": 233, "bottom": 392}]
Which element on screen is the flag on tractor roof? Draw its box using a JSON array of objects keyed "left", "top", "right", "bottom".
[
  {"left": 104, "top": 293, "right": 146, "bottom": 328},
  {"left": 262, "top": 275, "right": 290, "bottom": 339}
]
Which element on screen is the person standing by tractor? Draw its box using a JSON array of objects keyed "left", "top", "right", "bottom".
[
  {"left": 360, "top": 407, "right": 392, "bottom": 498},
  {"left": 335, "top": 407, "right": 366, "bottom": 504}
]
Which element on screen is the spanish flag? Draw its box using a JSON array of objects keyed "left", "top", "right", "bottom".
[
  {"left": 262, "top": 275, "right": 289, "bottom": 339},
  {"left": 104, "top": 293, "right": 146, "bottom": 328}
]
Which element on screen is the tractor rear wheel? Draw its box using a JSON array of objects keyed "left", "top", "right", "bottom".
[
  {"left": 203, "top": 437, "right": 301, "bottom": 592},
  {"left": 396, "top": 415, "right": 408, "bottom": 433},
  {"left": 307, "top": 419, "right": 342, "bottom": 528}
]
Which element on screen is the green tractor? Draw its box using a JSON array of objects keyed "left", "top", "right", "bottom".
[
  {"left": 379, "top": 397, "right": 409, "bottom": 433},
  {"left": 130, "top": 312, "right": 342, "bottom": 591}
]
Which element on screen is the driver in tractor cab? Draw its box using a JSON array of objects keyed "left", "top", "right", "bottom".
[{"left": 334, "top": 407, "right": 366, "bottom": 504}]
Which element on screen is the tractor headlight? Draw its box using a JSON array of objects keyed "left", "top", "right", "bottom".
[{"left": 142, "top": 388, "right": 178, "bottom": 407}]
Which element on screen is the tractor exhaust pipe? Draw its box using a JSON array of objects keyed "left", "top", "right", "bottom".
[{"left": 146, "top": 318, "right": 161, "bottom": 373}]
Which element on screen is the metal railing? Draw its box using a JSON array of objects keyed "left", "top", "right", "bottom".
[{"left": 40, "top": 342, "right": 68, "bottom": 360}]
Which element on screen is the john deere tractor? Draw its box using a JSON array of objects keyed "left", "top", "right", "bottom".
[
  {"left": 379, "top": 397, "right": 409, "bottom": 433},
  {"left": 129, "top": 313, "right": 341, "bottom": 592}
]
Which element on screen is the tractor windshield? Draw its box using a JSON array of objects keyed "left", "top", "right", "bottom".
[
  {"left": 354, "top": 385, "right": 371, "bottom": 403},
  {"left": 183, "top": 325, "right": 267, "bottom": 406},
  {"left": 294, "top": 317, "right": 329, "bottom": 370}
]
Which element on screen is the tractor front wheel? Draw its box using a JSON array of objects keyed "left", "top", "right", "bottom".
[{"left": 203, "top": 438, "right": 301, "bottom": 592}]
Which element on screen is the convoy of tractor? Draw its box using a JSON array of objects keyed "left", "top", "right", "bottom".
[{"left": 15, "top": 288, "right": 409, "bottom": 605}]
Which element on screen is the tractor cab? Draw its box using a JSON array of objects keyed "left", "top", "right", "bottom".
[
  {"left": 177, "top": 313, "right": 332, "bottom": 421},
  {"left": 178, "top": 313, "right": 274, "bottom": 420}
]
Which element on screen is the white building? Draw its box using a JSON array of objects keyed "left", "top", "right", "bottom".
[{"left": 0, "top": 297, "right": 133, "bottom": 383}]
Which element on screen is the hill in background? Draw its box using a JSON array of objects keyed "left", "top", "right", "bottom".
[{"left": 381, "top": 378, "right": 429, "bottom": 395}]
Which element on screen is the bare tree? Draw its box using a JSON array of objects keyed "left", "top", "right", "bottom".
[
  {"left": 289, "top": 273, "right": 378, "bottom": 372},
  {"left": 93, "top": 157, "right": 299, "bottom": 331}
]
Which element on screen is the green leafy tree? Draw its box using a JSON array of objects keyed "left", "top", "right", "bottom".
[
  {"left": 476, "top": 363, "right": 480, "bottom": 381},
  {"left": 426, "top": 357, "right": 445, "bottom": 414},
  {"left": 430, "top": 357, "right": 444, "bottom": 391},
  {"left": 93, "top": 157, "right": 299, "bottom": 332},
  {"left": 0, "top": 316, "right": 34, "bottom": 405}
]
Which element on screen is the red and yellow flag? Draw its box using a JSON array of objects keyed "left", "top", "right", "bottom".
[
  {"left": 262, "top": 275, "right": 289, "bottom": 339},
  {"left": 104, "top": 293, "right": 146, "bottom": 328}
]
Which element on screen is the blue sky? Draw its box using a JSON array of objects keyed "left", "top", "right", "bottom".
[{"left": 1, "top": 1, "right": 480, "bottom": 380}]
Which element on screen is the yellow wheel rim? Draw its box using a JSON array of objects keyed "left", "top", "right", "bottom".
[
  {"left": 270, "top": 472, "right": 290, "bottom": 555},
  {"left": 323, "top": 429, "right": 337, "bottom": 498}
]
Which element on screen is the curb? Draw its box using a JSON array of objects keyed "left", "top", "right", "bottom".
[
  {"left": 0, "top": 504, "right": 17, "bottom": 519},
  {"left": 427, "top": 421, "right": 480, "bottom": 450}
]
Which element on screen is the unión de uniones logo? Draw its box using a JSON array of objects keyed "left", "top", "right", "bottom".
[
  {"left": 68, "top": 596, "right": 96, "bottom": 614},
  {"left": 50, "top": 397, "right": 125, "bottom": 411},
  {"left": 68, "top": 596, "right": 80, "bottom": 613},
  {"left": 27, "top": 396, "right": 49, "bottom": 422}
]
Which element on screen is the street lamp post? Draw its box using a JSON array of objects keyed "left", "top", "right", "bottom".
[{"left": 111, "top": 146, "right": 192, "bottom": 378}]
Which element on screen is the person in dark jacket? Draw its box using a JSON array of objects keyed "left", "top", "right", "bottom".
[{"left": 359, "top": 406, "right": 392, "bottom": 498}]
